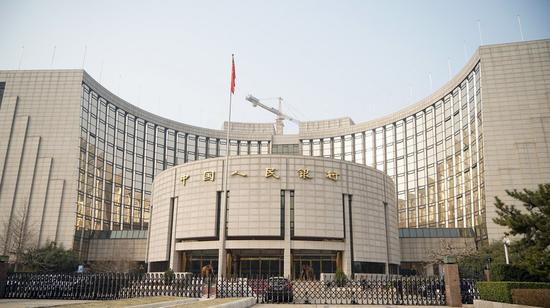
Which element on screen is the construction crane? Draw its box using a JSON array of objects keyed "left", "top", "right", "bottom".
[{"left": 245, "top": 95, "right": 300, "bottom": 135}]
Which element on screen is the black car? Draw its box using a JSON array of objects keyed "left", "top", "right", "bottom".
[{"left": 263, "top": 277, "right": 293, "bottom": 303}]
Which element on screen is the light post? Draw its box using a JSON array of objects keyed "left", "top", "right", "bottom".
[
  {"left": 503, "top": 236, "right": 511, "bottom": 265},
  {"left": 484, "top": 256, "right": 493, "bottom": 281}
]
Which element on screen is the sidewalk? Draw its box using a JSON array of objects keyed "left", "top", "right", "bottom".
[
  {"left": 253, "top": 305, "right": 473, "bottom": 308},
  {"left": 0, "top": 299, "right": 95, "bottom": 308}
]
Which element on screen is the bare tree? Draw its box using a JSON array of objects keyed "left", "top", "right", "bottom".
[
  {"left": 427, "top": 238, "right": 477, "bottom": 264},
  {"left": 0, "top": 202, "right": 37, "bottom": 271}
]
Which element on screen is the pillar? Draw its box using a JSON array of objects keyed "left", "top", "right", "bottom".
[
  {"left": 169, "top": 197, "right": 180, "bottom": 271},
  {"left": 342, "top": 194, "right": 353, "bottom": 277},
  {"left": 443, "top": 263, "right": 462, "bottom": 307},
  {"left": 217, "top": 189, "right": 229, "bottom": 277},
  {"left": 169, "top": 251, "right": 181, "bottom": 272},
  {"left": 217, "top": 247, "right": 227, "bottom": 278},
  {"left": 284, "top": 249, "right": 291, "bottom": 278},
  {"left": 383, "top": 201, "right": 390, "bottom": 275},
  {"left": 283, "top": 190, "right": 292, "bottom": 278}
]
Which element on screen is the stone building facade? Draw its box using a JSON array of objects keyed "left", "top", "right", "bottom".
[
  {"left": 147, "top": 155, "right": 399, "bottom": 277},
  {"left": 0, "top": 39, "right": 548, "bottom": 269}
]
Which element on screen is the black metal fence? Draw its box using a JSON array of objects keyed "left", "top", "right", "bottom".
[
  {"left": 460, "top": 278, "right": 480, "bottom": 304},
  {"left": 216, "top": 275, "right": 446, "bottom": 305},
  {"left": 3, "top": 272, "right": 479, "bottom": 305},
  {"left": 3, "top": 272, "right": 205, "bottom": 300}
]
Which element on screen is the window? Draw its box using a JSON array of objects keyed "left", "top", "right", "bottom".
[
  {"left": 301, "top": 140, "right": 311, "bottom": 156},
  {"left": 197, "top": 136, "right": 207, "bottom": 159},
  {"left": 344, "top": 135, "right": 353, "bottom": 162},
  {"left": 322, "top": 138, "right": 331, "bottom": 158},
  {"left": 333, "top": 137, "right": 342, "bottom": 160},
  {"left": 208, "top": 138, "right": 218, "bottom": 158},
  {"left": 187, "top": 134, "right": 196, "bottom": 161},
  {"left": 354, "top": 134, "right": 363, "bottom": 164}
]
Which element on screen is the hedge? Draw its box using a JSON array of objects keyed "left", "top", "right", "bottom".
[
  {"left": 511, "top": 289, "right": 550, "bottom": 308},
  {"left": 477, "top": 281, "right": 550, "bottom": 303},
  {"left": 489, "top": 264, "right": 534, "bottom": 282}
]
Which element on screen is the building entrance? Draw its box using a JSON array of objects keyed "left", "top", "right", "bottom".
[
  {"left": 182, "top": 250, "right": 218, "bottom": 275},
  {"left": 292, "top": 250, "right": 338, "bottom": 280},
  {"left": 228, "top": 249, "right": 283, "bottom": 277}
]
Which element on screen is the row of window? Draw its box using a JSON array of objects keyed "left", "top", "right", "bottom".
[
  {"left": 76, "top": 83, "right": 271, "bottom": 235},
  {"left": 300, "top": 64, "right": 484, "bottom": 232},
  {"left": 76, "top": 63, "right": 484, "bottom": 242},
  {"left": 398, "top": 228, "right": 475, "bottom": 238}
]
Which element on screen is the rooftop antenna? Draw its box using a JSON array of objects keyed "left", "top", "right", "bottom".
[
  {"left": 81, "top": 45, "right": 87, "bottom": 69},
  {"left": 17, "top": 45, "right": 24, "bottom": 70},
  {"left": 477, "top": 20, "right": 483, "bottom": 45},
  {"left": 50, "top": 45, "right": 56, "bottom": 68},
  {"left": 517, "top": 15, "right": 525, "bottom": 41}
]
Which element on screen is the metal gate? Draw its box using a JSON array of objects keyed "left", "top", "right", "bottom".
[
  {"left": 2, "top": 272, "right": 478, "bottom": 305},
  {"left": 216, "top": 275, "right": 446, "bottom": 305},
  {"left": 3, "top": 272, "right": 204, "bottom": 300},
  {"left": 460, "top": 278, "right": 480, "bottom": 304}
]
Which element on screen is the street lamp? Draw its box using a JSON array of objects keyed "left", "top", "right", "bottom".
[{"left": 503, "top": 236, "right": 511, "bottom": 265}]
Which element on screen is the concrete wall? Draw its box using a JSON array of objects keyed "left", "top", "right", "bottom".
[
  {"left": 148, "top": 155, "right": 400, "bottom": 270},
  {"left": 480, "top": 40, "right": 550, "bottom": 241},
  {"left": 0, "top": 70, "right": 82, "bottom": 251},
  {"left": 87, "top": 238, "right": 147, "bottom": 262},
  {"left": 1, "top": 39, "right": 548, "bottom": 264}
]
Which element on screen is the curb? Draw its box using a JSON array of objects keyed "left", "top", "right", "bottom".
[
  {"left": 210, "top": 297, "right": 256, "bottom": 308},
  {"left": 128, "top": 298, "right": 199, "bottom": 308}
]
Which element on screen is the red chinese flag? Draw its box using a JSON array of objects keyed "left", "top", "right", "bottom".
[{"left": 231, "top": 55, "right": 236, "bottom": 94}]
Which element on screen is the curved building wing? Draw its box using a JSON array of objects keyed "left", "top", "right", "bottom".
[{"left": 0, "top": 39, "right": 549, "bottom": 265}]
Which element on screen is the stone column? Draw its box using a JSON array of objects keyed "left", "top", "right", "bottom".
[
  {"left": 383, "top": 201, "right": 390, "bottom": 275},
  {"left": 169, "top": 251, "right": 181, "bottom": 272},
  {"left": 443, "top": 263, "right": 462, "bottom": 307},
  {"left": 217, "top": 190, "right": 228, "bottom": 278},
  {"left": 169, "top": 198, "right": 180, "bottom": 271},
  {"left": 284, "top": 190, "right": 292, "bottom": 278},
  {"left": 342, "top": 194, "right": 353, "bottom": 277}
]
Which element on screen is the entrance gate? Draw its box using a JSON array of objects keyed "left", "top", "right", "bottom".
[
  {"left": 2, "top": 273, "right": 479, "bottom": 305},
  {"left": 216, "top": 275, "right": 446, "bottom": 305}
]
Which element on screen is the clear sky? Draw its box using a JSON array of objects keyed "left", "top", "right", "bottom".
[{"left": 1, "top": 0, "right": 549, "bottom": 133}]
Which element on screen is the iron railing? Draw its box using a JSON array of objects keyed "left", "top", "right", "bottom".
[
  {"left": 460, "top": 278, "right": 480, "bottom": 304},
  {"left": 3, "top": 272, "right": 205, "bottom": 300},
  {"left": 216, "top": 275, "right": 446, "bottom": 305},
  {"left": 2, "top": 272, "right": 478, "bottom": 305}
]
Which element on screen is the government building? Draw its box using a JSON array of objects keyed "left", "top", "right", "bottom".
[{"left": 0, "top": 39, "right": 549, "bottom": 277}]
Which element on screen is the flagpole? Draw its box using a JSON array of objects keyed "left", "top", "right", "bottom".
[{"left": 219, "top": 54, "right": 234, "bottom": 278}]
